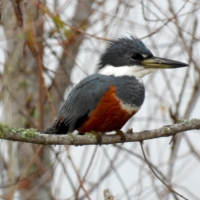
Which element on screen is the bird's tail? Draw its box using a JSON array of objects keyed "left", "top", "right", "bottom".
[
  {"left": 43, "top": 123, "right": 58, "bottom": 135},
  {"left": 43, "top": 117, "right": 69, "bottom": 135}
]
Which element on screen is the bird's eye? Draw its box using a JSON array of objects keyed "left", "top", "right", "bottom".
[{"left": 130, "top": 53, "right": 143, "bottom": 60}]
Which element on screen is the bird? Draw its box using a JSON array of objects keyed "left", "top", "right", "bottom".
[{"left": 44, "top": 36, "right": 188, "bottom": 142}]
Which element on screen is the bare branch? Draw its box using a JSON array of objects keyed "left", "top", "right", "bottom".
[
  {"left": 140, "top": 142, "right": 189, "bottom": 200},
  {"left": 0, "top": 119, "right": 199, "bottom": 145}
]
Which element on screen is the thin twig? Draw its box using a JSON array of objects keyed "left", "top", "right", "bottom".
[{"left": 140, "top": 142, "right": 189, "bottom": 200}]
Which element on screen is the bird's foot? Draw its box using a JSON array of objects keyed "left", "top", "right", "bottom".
[
  {"left": 115, "top": 130, "right": 126, "bottom": 143},
  {"left": 127, "top": 128, "right": 133, "bottom": 134},
  {"left": 90, "top": 131, "right": 103, "bottom": 145}
]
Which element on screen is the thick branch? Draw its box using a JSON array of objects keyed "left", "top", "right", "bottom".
[{"left": 0, "top": 119, "right": 199, "bottom": 146}]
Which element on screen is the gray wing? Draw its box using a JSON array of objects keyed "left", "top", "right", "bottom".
[{"left": 56, "top": 74, "right": 111, "bottom": 133}]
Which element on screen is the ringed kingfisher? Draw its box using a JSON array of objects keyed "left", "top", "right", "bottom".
[{"left": 44, "top": 36, "right": 188, "bottom": 141}]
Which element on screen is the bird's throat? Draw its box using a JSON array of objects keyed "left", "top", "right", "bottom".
[{"left": 98, "top": 65, "right": 156, "bottom": 78}]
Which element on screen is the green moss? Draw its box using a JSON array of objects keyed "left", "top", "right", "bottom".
[
  {"left": 190, "top": 118, "right": 198, "bottom": 122},
  {"left": 85, "top": 132, "right": 96, "bottom": 139},
  {"left": 177, "top": 119, "right": 188, "bottom": 124},
  {"left": 0, "top": 124, "right": 12, "bottom": 137},
  {"left": 0, "top": 123, "right": 39, "bottom": 139},
  {"left": 18, "top": 128, "right": 38, "bottom": 139},
  {"left": 164, "top": 127, "right": 171, "bottom": 133}
]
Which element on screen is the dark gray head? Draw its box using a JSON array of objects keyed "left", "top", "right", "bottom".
[
  {"left": 99, "top": 36, "right": 153, "bottom": 69},
  {"left": 98, "top": 36, "right": 188, "bottom": 78}
]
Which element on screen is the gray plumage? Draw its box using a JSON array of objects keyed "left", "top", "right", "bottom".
[{"left": 44, "top": 74, "right": 144, "bottom": 134}]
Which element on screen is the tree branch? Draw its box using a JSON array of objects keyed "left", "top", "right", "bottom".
[{"left": 0, "top": 119, "right": 199, "bottom": 145}]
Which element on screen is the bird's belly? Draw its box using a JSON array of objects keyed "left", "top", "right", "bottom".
[{"left": 78, "top": 86, "right": 139, "bottom": 133}]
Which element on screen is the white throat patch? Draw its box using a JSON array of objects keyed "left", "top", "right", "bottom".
[{"left": 98, "top": 65, "right": 156, "bottom": 79}]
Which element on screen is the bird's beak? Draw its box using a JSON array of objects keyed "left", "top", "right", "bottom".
[{"left": 142, "top": 56, "right": 188, "bottom": 69}]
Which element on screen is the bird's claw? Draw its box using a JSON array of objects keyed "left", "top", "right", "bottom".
[
  {"left": 90, "top": 131, "right": 103, "bottom": 146},
  {"left": 127, "top": 128, "right": 133, "bottom": 134},
  {"left": 115, "top": 130, "right": 126, "bottom": 143}
]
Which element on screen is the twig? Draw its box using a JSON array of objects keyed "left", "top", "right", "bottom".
[
  {"left": 66, "top": 149, "right": 91, "bottom": 200},
  {"left": 140, "top": 142, "right": 189, "bottom": 200}
]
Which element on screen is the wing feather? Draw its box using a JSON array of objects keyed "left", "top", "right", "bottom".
[{"left": 57, "top": 74, "right": 111, "bottom": 133}]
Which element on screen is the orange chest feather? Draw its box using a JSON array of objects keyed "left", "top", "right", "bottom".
[{"left": 78, "top": 86, "right": 137, "bottom": 133}]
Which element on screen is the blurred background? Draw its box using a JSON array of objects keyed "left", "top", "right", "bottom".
[{"left": 0, "top": 0, "right": 200, "bottom": 199}]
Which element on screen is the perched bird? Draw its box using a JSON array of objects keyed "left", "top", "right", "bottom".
[{"left": 44, "top": 36, "right": 188, "bottom": 141}]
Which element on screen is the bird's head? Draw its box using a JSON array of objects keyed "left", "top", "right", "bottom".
[{"left": 98, "top": 36, "right": 188, "bottom": 78}]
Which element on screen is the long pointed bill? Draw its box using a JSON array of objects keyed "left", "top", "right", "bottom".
[{"left": 142, "top": 56, "right": 188, "bottom": 69}]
